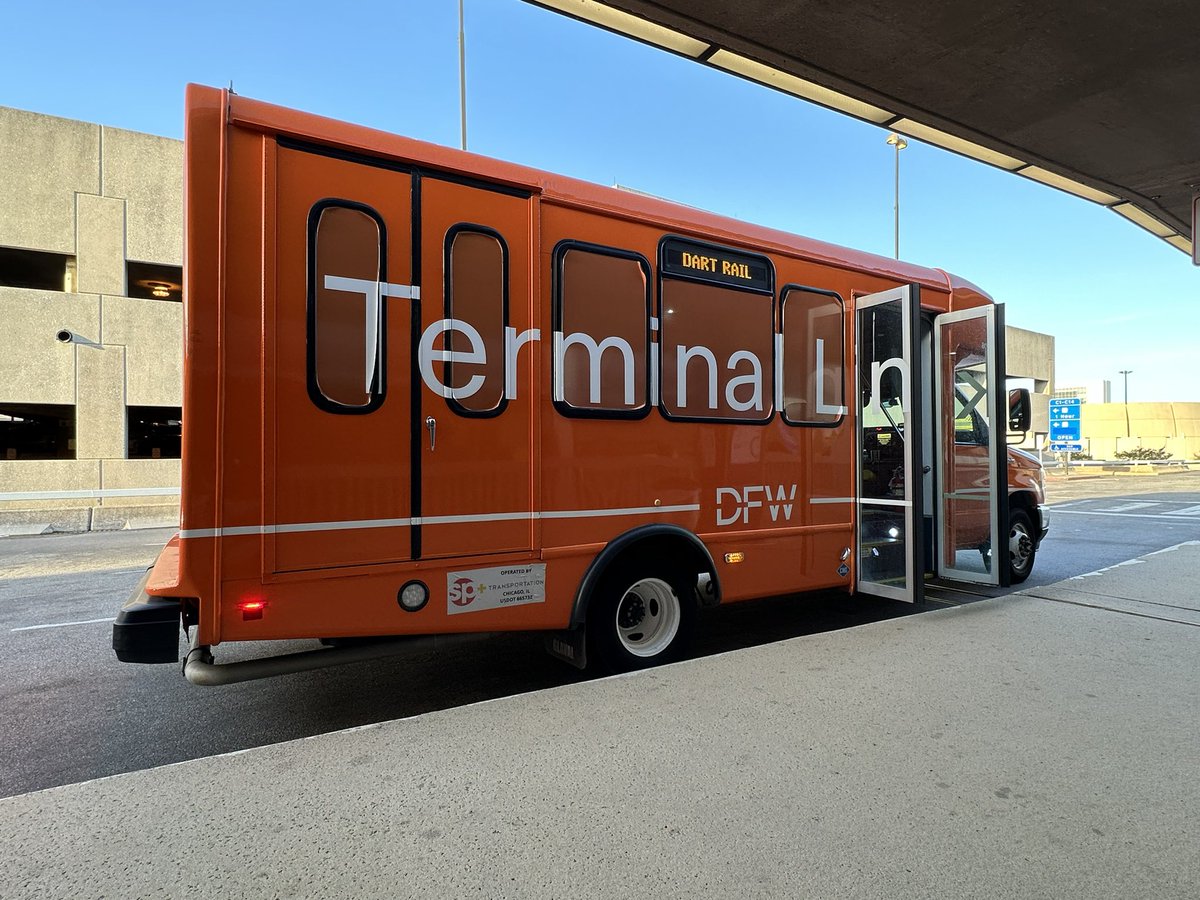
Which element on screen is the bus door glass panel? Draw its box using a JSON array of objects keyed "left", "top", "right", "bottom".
[
  {"left": 419, "top": 178, "right": 534, "bottom": 559},
  {"left": 273, "top": 147, "right": 414, "bottom": 573},
  {"left": 934, "top": 306, "right": 1001, "bottom": 584},
  {"left": 855, "top": 286, "right": 922, "bottom": 603}
]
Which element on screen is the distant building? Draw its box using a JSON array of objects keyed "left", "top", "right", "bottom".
[
  {"left": 1054, "top": 380, "right": 1111, "bottom": 404},
  {"left": 0, "top": 106, "right": 182, "bottom": 533}
]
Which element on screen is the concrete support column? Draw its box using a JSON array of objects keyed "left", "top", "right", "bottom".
[
  {"left": 75, "top": 193, "right": 126, "bottom": 297},
  {"left": 75, "top": 344, "right": 126, "bottom": 460}
]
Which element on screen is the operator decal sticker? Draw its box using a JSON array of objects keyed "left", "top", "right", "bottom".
[
  {"left": 447, "top": 564, "right": 547, "bottom": 615},
  {"left": 837, "top": 563, "right": 850, "bottom": 577}
]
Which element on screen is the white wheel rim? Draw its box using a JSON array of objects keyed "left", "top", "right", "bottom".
[
  {"left": 1010, "top": 521, "right": 1033, "bottom": 573},
  {"left": 615, "top": 577, "right": 681, "bottom": 658}
]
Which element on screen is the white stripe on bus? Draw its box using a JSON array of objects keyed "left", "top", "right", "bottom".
[{"left": 179, "top": 504, "right": 703, "bottom": 539}]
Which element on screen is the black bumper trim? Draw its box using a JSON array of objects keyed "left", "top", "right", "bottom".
[{"left": 112, "top": 569, "right": 182, "bottom": 664}]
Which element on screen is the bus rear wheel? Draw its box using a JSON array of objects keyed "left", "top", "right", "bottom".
[{"left": 589, "top": 562, "right": 694, "bottom": 673}]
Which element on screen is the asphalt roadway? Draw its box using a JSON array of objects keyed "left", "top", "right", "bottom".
[
  {"left": 0, "top": 478, "right": 1197, "bottom": 897},
  {"left": 1, "top": 509, "right": 1197, "bottom": 897},
  {"left": 2, "top": 480, "right": 1200, "bottom": 801}
]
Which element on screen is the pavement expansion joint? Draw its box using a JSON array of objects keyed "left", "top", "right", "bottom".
[
  {"left": 1046, "top": 589, "right": 1200, "bottom": 615},
  {"left": 1020, "top": 591, "right": 1200, "bottom": 628}
]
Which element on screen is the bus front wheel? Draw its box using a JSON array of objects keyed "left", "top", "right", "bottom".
[
  {"left": 589, "top": 561, "right": 694, "bottom": 673},
  {"left": 1007, "top": 509, "right": 1036, "bottom": 584}
]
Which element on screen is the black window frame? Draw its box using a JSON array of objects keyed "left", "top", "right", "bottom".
[
  {"left": 656, "top": 234, "right": 776, "bottom": 426},
  {"left": 779, "top": 284, "right": 847, "bottom": 428},
  {"left": 306, "top": 197, "right": 389, "bottom": 415},
  {"left": 551, "top": 240, "right": 654, "bottom": 421},
  {"left": 442, "top": 222, "right": 510, "bottom": 419}
]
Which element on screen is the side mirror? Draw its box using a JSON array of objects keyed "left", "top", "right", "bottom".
[{"left": 1008, "top": 388, "right": 1031, "bottom": 433}]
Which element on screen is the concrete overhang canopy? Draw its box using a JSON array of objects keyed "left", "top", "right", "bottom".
[{"left": 527, "top": 0, "right": 1198, "bottom": 257}]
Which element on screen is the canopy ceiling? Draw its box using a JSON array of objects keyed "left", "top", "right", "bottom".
[{"left": 529, "top": 0, "right": 1198, "bottom": 259}]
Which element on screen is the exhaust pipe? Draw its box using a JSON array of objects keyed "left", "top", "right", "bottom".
[{"left": 182, "top": 629, "right": 475, "bottom": 686}]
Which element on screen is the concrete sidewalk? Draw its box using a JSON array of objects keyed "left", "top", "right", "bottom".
[{"left": 2, "top": 548, "right": 1197, "bottom": 899}]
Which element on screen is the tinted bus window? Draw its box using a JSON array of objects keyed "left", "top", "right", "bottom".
[
  {"left": 781, "top": 287, "right": 845, "bottom": 425},
  {"left": 660, "top": 278, "right": 773, "bottom": 422},
  {"left": 446, "top": 227, "right": 507, "bottom": 415},
  {"left": 554, "top": 244, "right": 650, "bottom": 417},
  {"left": 310, "top": 203, "right": 385, "bottom": 411}
]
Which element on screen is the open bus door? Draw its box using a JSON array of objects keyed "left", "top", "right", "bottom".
[
  {"left": 932, "top": 303, "right": 1010, "bottom": 587},
  {"left": 855, "top": 286, "right": 924, "bottom": 602},
  {"left": 855, "top": 285, "right": 1011, "bottom": 600}
]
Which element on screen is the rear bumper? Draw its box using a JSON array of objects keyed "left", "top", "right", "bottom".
[{"left": 112, "top": 568, "right": 182, "bottom": 664}]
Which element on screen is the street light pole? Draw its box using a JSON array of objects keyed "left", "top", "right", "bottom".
[
  {"left": 886, "top": 133, "right": 908, "bottom": 259},
  {"left": 458, "top": 0, "right": 467, "bottom": 151},
  {"left": 1119, "top": 369, "right": 1132, "bottom": 438}
]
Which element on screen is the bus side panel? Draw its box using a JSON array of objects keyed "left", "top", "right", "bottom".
[
  {"left": 538, "top": 202, "right": 864, "bottom": 603},
  {"left": 215, "top": 548, "right": 586, "bottom": 641},
  {"left": 179, "top": 86, "right": 227, "bottom": 642},
  {"left": 220, "top": 126, "right": 275, "bottom": 584}
]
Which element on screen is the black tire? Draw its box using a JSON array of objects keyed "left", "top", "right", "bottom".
[
  {"left": 1007, "top": 509, "right": 1037, "bottom": 584},
  {"left": 587, "top": 559, "right": 695, "bottom": 674}
]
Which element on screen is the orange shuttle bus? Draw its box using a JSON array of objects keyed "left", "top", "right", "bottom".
[{"left": 112, "top": 86, "right": 1048, "bottom": 684}]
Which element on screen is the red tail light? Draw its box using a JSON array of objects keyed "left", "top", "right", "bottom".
[{"left": 238, "top": 598, "right": 266, "bottom": 621}]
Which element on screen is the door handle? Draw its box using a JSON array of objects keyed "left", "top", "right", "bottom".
[{"left": 425, "top": 416, "right": 436, "bottom": 452}]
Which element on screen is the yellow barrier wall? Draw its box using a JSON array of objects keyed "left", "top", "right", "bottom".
[{"left": 1078, "top": 402, "right": 1200, "bottom": 459}]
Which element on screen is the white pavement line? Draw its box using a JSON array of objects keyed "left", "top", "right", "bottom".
[
  {"left": 1070, "top": 559, "right": 1144, "bottom": 579},
  {"left": 1049, "top": 539, "right": 1200, "bottom": 583},
  {"left": 1052, "top": 509, "right": 1200, "bottom": 522},
  {"left": 1146, "top": 539, "right": 1200, "bottom": 555},
  {"left": 10, "top": 616, "right": 115, "bottom": 633}
]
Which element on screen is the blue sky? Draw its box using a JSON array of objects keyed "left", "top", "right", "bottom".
[{"left": 5, "top": 0, "right": 1197, "bottom": 400}]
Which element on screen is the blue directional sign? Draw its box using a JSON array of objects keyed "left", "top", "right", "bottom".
[{"left": 1049, "top": 397, "right": 1083, "bottom": 452}]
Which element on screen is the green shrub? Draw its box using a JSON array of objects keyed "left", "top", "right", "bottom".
[{"left": 1114, "top": 447, "right": 1171, "bottom": 461}]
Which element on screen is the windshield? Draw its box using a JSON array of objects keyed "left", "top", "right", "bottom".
[{"left": 862, "top": 396, "right": 904, "bottom": 432}]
